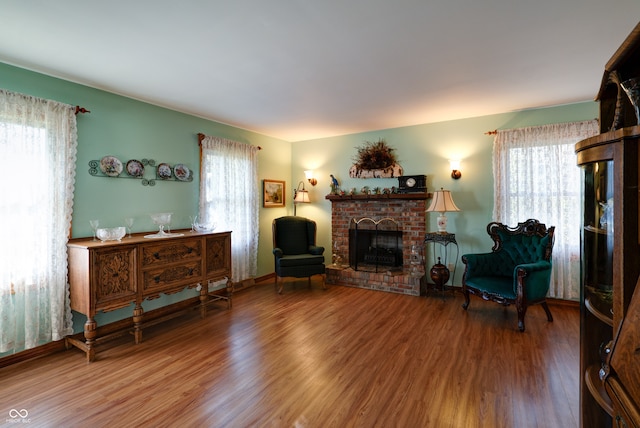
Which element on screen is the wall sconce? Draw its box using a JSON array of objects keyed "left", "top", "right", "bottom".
[
  {"left": 304, "top": 170, "right": 317, "bottom": 186},
  {"left": 450, "top": 160, "right": 462, "bottom": 180},
  {"left": 293, "top": 181, "right": 310, "bottom": 216}
]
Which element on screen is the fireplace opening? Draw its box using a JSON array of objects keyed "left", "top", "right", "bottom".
[{"left": 349, "top": 217, "right": 402, "bottom": 272}]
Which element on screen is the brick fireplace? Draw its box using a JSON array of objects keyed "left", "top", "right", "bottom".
[{"left": 325, "top": 193, "right": 429, "bottom": 296}]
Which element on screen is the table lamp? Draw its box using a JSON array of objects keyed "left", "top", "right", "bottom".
[{"left": 426, "top": 188, "right": 460, "bottom": 232}]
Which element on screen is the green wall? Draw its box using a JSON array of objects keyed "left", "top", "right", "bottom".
[
  {"left": 1, "top": 60, "right": 598, "bottom": 337},
  {"left": 1, "top": 61, "right": 291, "bottom": 333},
  {"left": 291, "top": 102, "right": 598, "bottom": 280}
]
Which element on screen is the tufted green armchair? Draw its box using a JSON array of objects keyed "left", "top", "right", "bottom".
[
  {"left": 272, "top": 216, "right": 326, "bottom": 294},
  {"left": 461, "top": 219, "right": 555, "bottom": 332}
]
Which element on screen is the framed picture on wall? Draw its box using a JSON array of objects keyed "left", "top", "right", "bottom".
[{"left": 263, "top": 179, "right": 285, "bottom": 208}]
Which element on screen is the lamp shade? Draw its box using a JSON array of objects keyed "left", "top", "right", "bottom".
[
  {"left": 294, "top": 189, "right": 310, "bottom": 203},
  {"left": 426, "top": 188, "right": 460, "bottom": 232},
  {"left": 426, "top": 188, "right": 460, "bottom": 213}
]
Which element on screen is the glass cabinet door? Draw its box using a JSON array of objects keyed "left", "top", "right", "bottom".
[{"left": 581, "top": 160, "right": 615, "bottom": 321}]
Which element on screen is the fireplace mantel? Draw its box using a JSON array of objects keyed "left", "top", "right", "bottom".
[{"left": 325, "top": 192, "right": 431, "bottom": 202}]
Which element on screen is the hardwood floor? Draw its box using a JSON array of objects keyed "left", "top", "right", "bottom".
[{"left": 0, "top": 280, "right": 579, "bottom": 427}]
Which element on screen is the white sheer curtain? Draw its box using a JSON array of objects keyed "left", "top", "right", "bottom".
[
  {"left": 0, "top": 89, "right": 77, "bottom": 353},
  {"left": 199, "top": 135, "right": 259, "bottom": 282},
  {"left": 493, "top": 119, "right": 598, "bottom": 300}
]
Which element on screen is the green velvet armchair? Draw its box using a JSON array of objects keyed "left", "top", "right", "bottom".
[
  {"left": 272, "top": 216, "right": 326, "bottom": 294},
  {"left": 461, "top": 219, "right": 555, "bottom": 332}
]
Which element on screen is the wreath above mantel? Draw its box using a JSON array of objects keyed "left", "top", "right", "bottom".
[{"left": 349, "top": 138, "right": 403, "bottom": 178}]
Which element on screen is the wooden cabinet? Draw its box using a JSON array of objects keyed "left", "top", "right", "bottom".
[
  {"left": 66, "top": 230, "right": 232, "bottom": 362},
  {"left": 576, "top": 22, "right": 640, "bottom": 427},
  {"left": 604, "top": 276, "right": 640, "bottom": 427},
  {"left": 595, "top": 23, "right": 640, "bottom": 133},
  {"left": 576, "top": 128, "right": 640, "bottom": 427}
]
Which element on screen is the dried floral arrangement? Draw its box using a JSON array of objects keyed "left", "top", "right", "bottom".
[{"left": 352, "top": 138, "right": 397, "bottom": 170}]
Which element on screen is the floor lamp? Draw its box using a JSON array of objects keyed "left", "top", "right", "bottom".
[{"left": 293, "top": 181, "right": 310, "bottom": 216}]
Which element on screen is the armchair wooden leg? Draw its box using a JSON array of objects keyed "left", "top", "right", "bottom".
[
  {"left": 321, "top": 274, "right": 327, "bottom": 290},
  {"left": 276, "top": 276, "right": 284, "bottom": 294},
  {"left": 541, "top": 301, "right": 553, "bottom": 322},
  {"left": 462, "top": 289, "right": 471, "bottom": 310},
  {"left": 517, "top": 306, "right": 527, "bottom": 332}
]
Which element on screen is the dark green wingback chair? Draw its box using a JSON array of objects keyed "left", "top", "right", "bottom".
[
  {"left": 272, "top": 216, "right": 326, "bottom": 294},
  {"left": 461, "top": 219, "right": 555, "bottom": 332}
]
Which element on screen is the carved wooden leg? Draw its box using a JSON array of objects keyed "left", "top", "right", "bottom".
[
  {"left": 462, "top": 289, "right": 471, "bottom": 310},
  {"left": 277, "top": 276, "right": 284, "bottom": 294},
  {"left": 133, "top": 303, "right": 144, "bottom": 344},
  {"left": 541, "top": 301, "right": 553, "bottom": 322},
  {"left": 226, "top": 278, "right": 233, "bottom": 309},
  {"left": 321, "top": 273, "right": 327, "bottom": 290},
  {"left": 517, "top": 305, "right": 527, "bottom": 332},
  {"left": 199, "top": 282, "right": 208, "bottom": 319},
  {"left": 84, "top": 317, "right": 97, "bottom": 363}
]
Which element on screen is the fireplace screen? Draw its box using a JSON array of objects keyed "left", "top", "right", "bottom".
[{"left": 349, "top": 217, "right": 402, "bottom": 272}]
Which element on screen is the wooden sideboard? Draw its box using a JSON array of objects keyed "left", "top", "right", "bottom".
[{"left": 66, "top": 230, "right": 232, "bottom": 361}]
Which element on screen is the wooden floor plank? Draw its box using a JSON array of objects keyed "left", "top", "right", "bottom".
[{"left": 0, "top": 281, "right": 579, "bottom": 427}]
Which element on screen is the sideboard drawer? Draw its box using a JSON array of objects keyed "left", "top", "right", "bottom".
[
  {"left": 141, "top": 239, "right": 202, "bottom": 267},
  {"left": 142, "top": 260, "right": 203, "bottom": 295}
]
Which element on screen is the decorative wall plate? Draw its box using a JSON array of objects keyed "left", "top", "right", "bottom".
[
  {"left": 157, "top": 163, "right": 172, "bottom": 179},
  {"left": 126, "top": 159, "right": 145, "bottom": 177},
  {"left": 174, "top": 164, "right": 191, "bottom": 181},
  {"left": 99, "top": 156, "right": 123, "bottom": 177}
]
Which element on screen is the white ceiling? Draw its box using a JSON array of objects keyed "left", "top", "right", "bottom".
[{"left": 1, "top": 1, "right": 639, "bottom": 142}]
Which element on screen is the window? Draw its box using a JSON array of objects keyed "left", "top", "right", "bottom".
[
  {"left": 199, "top": 135, "right": 259, "bottom": 283},
  {"left": 493, "top": 120, "right": 599, "bottom": 300},
  {"left": 0, "top": 89, "right": 77, "bottom": 353}
]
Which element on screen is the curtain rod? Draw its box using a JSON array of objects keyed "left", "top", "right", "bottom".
[
  {"left": 485, "top": 119, "right": 598, "bottom": 136},
  {"left": 197, "top": 132, "right": 262, "bottom": 150},
  {"left": 75, "top": 106, "right": 90, "bottom": 115}
]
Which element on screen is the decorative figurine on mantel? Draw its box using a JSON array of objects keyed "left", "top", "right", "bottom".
[{"left": 330, "top": 174, "right": 340, "bottom": 195}]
